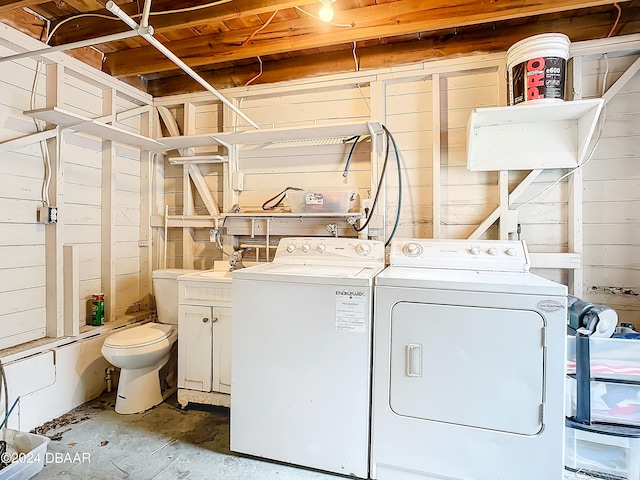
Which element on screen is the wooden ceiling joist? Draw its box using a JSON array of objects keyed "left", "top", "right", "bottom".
[{"left": 102, "top": 0, "right": 631, "bottom": 78}]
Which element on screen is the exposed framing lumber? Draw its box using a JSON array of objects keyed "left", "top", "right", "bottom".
[
  {"left": 0, "top": 129, "right": 56, "bottom": 153},
  {"left": 187, "top": 164, "right": 221, "bottom": 216},
  {"left": 102, "top": 0, "right": 633, "bottom": 78},
  {"left": 45, "top": 128, "right": 64, "bottom": 338},
  {"left": 432, "top": 73, "right": 442, "bottom": 239},
  {"left": 63, "top": 245, "right": 79, "bottom": 337},
  {"left": 101, "top": 88, "right": 117, "bottom": 323}
]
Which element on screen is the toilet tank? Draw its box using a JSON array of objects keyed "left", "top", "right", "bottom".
[{"left": 152, "top": 269, "right": 198, "bottom": 324}]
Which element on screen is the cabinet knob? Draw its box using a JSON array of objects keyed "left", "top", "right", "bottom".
[
  {"left": 212, "top": 317, "right": 218, "bottom": 323},
  {"left": 202, "top": 317, "right": 209, "bottom": 323}
]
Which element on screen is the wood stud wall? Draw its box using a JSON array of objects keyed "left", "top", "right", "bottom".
[
  {"left": 0, "top": 22, "right": 638, "bottom": 353},
  {"left": 0, "top": 24, "right": 154, "bottom": 350},
  {"left": 160, "top": 47, "right": 640, "bottom": 326}
]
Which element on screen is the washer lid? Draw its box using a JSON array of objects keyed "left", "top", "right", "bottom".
[
  {"left": 233, "top": 262, "right": 382, "bottom": 285},
  {"left": 105, "top": 323, "right": 173, "bottom": 348}
]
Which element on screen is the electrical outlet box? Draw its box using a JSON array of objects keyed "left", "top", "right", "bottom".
[
  {"left": 232, "top": 172, "right": 244, "bottom": 191},
  {"left": 37, "top": 206, "right": 58, "bottom": 224}
]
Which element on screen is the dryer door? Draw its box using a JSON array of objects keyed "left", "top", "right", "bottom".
[{"left": 389, "top": 302, "right": 545, "bottom": 435}]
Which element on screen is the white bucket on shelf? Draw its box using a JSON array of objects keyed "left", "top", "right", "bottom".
[{"left": 506, "top": 33, "right": 571, "bottom": 105}]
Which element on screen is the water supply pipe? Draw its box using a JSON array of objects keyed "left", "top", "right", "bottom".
[
  {"left": 105, "top": 1, "right": 259, "bottom": 130},
  {"left": 105, "top": 367, "right": 115, "bottom": 393},
  {"left": 0, "top": 31, "right": 139, "bottom": 64}
]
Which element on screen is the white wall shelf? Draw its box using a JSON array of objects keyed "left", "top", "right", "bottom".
[
  {"left": 167, "top": 154, "right": 228, "bottom": 164},
  {"left": 223, "top": 212, "right": 362, "bottom": 219},
  {"left": 25, "top": 106, "right": 165, "bottom": 150},
  {"left": 467, "top": 99, "right": 604, "bottom": 171},
  {"left": 212, "top": 121, "right": 381, "bottom": 149},
  {"left": 159, "top": 121, "right": 380, "bottom": 152}
]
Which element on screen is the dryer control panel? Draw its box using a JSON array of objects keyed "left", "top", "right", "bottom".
[
  {"left": 389, "top": 238, "right": 530, "bottom": 272},
  {"left": 274, "top": 237, "right": 385, "bottom": 265}
]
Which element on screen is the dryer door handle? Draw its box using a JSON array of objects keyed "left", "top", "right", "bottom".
[{"left": 405, "top": 344, "right": 422, "bottom": 378}]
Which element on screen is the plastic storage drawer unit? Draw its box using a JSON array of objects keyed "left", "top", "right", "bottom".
[{"left": 566, "top": 422, "right": 640, "bottom": 480}]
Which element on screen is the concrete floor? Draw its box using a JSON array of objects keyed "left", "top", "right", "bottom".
[
  {"left": 31, "top": 392, "right": 344, "bottom": 480},
  {"left": 29, "top": 392, "right": 598, "bottom": 480}
]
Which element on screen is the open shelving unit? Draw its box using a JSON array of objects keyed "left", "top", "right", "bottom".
[
  {"left": 467, "top": 98, "right": 604, "bottom": 171},
  {"left": 25, "top": 106, "right": 166, "bottom": 150}
]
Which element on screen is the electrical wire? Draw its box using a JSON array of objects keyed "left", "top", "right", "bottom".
[
  {"left": 352, "top": 41, "right": 359, "bottom": 71},
  {"left": 46, "top": 0, "right": 232, "bottom": 42},
  {"left": 30, "top": 22, "right": 52, "bottom": 207},
  {"left": 245, "top": 56, "right": 263, "bottom": 86},
  {"left": 242, "top": 10, "right": 278, "bottom": 46},
  {"left": 608, "top": 3, "right": 622, "bottom": 37}
]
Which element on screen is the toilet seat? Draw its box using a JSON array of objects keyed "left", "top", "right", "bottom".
[{"left": 104, "top": 323, "right": 173, "bottom": 349}]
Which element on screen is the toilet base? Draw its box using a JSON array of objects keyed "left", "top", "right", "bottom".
[{"left": 114, "top": 357, "right": 168, "bottom": 414}]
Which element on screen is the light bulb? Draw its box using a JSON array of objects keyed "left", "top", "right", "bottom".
[{"left": 319, "top": 0, "right": 334, "bottom": 22}]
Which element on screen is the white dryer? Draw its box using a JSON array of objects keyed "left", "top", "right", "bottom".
[
  {"left": 231, "top": 237, "right": 385, "bottom": 478},
  {"left": 371, "top": 238, "right": 568, "bottom": 480}
]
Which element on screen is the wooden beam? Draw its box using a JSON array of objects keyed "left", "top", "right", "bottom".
[
  {"left": 103, "top": 0, "right": 632, "bottom": 78},
  {"left": 146, "top": 6, "right": 640, "bottom": 96},
  {"left": 63, "top": 245, "right": 80, "bottom": 337},
  {"left": 0, "top": 0, "right": 49, "bottom": 14},
  {"left": 48, "top": 0, "right": 319, "bottom": 45}
]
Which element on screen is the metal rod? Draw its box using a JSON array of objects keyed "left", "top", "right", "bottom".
[
  {"left": 0, "top": 30, "right": 139, "bottom": 64},
  {"left": 105, "top": 1, "right": 259, "bottom": 130}
]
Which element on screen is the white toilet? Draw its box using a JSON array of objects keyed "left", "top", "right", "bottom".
[{"left": 101, "top": 268, "right": 195, "bottom": 414}]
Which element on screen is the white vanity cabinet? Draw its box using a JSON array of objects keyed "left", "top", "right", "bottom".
[{"left": 177, "top": 270, "right": 233, "bottom": 408}]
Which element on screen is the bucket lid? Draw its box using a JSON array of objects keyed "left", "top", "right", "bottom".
[
  {"left": 507, "top": 33, "right": 570, "bottom": 58},
  {"left": 104, "top": 323, "right": 173, "bottom": 348}
]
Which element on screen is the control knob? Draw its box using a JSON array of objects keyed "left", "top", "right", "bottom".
[
  {"left": 403, "top": 242, "right": 422, "bottom": 257},
  {"left": 355, "top": 243, "right": 370, "bottom": 256},
  {"left": 301, "top": 244, "right": 311, "bottom": 253},
  {"left": 487, "top": 247, "right": 498, "bottom": 256},
  {"left": 470, "top": 247, "right": 481, "bottom": 256},
  {"left": 505, "top": 248, "right": 517, "bottom": 256},
  {"left": 316, "top": 244, "right": 326, "bottom": 253},
  {"left": 286, "top": 243, "right": 296, "bottom": 253}
]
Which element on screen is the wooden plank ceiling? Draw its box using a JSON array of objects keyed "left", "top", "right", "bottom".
[{"left": 1, "top": 0, "right": 639, "bottom": 97}]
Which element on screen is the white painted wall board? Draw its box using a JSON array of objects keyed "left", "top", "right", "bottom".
[
  {"left": 0, "top": 224, "right": 44, "bottom": 246},
  {"left": 0, "top": 309, "right": 46, "bottom": 344},
  {"left": 0, "top": 245, "right": 44, "bottom": 269}
]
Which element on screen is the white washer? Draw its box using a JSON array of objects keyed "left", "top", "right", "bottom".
[
  {"left": 371, "top": 238, "right": 568, "bottom": 480},
  {"left": 231, "top": 237, "right": 385, "bottom": 478}
]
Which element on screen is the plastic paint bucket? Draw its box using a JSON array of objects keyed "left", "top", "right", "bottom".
[{"left": 506, "top": 33, "right": 571, "bottom": 105}]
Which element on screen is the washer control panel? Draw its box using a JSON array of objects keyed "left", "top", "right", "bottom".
[
  {"left": 275, "top": 237, "right": 385, "bottom": 264},
  {"left": 390, "top": 238, "right": 530, "bottom": 272}
]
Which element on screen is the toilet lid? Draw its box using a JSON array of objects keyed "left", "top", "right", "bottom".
[{"left": 104, "top": 323, "right": 173, "bottom": 348}]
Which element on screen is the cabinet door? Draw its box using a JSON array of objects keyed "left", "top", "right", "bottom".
[
  {"left": 213, "top": 305, "right": 232, "bottom": 393},
  {"left": 178, "top": 305, "right": 213, "bottom": 391}
]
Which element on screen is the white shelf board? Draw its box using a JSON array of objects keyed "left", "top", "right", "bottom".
[
  {"left": 25, "top": 106, "right": 166, "bottom": 150},
  {"left": 160, "top": 133, "right": 224, "bottom": 150},
  {"left": 212, "top": 122, "right": 382, "bottom": 147},
  {"left": 223, "top": 212, "right": 362, "bottom": 219},
  {"left": 467, "top": 99, "right": 604, "bottom": 171},
  {"left": 76, "top": 121, "right": 165, "bottom": 150},
  {"left": 25, "top": 106, "right": 89, "bottom": 125},
  {"left": 168, "top": 155, "right": 228, "bottom": 164}
]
